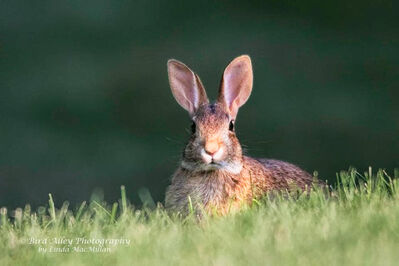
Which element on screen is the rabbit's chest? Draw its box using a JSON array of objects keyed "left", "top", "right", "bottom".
[
  {"left": 189, "top": 176, "right": 228, "bottom": 202},
  {"left": 183, "top": 172, "right": 250, "bottom": 213},
  {"left": 165, "top": 168, "right": 254, "bottom": 215}
]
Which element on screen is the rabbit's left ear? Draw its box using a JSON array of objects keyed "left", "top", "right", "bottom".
[{"left": 218, "top": 55, "right": 253, "bottom": 119}]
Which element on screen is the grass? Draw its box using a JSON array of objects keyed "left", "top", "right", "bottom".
[{"left": 1, "top": 168, "right": 399, "bottom": 266}]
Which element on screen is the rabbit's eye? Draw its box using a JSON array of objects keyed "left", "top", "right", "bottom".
[
  {"left": 191, "top": 121, "right": 196, "bottom": 134},
  {"left": 229, "top": 120, "right": 235, "bottom": 132}
]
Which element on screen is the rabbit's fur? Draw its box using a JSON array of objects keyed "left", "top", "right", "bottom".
[{"left": 165, "top": 55, "right": 315, "bottom": 216}]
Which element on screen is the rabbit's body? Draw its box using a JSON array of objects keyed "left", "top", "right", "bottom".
[
  {"left": 165, "top": 55, "right": 316, "bottom": 216},
  {"left": 166, "top": 154, "right": 313, "bottom": 216}
]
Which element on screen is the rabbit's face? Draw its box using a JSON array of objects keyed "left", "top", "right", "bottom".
[{"left": 181, "top": 103, "right": 243, "bottom": 173}]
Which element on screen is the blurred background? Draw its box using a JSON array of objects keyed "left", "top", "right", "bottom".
[{"left": 1, "top": 0, "right": 398, "bottom": 208}]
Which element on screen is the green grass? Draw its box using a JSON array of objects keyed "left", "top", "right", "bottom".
[{"left": 1, "top": 168, "right": 399, "bottom": 266}]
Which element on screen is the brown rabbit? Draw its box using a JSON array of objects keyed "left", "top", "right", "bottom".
[{"left": 165, "top": 55, "right": 316, "bottom": 216}]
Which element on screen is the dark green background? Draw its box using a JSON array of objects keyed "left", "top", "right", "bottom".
[{"left": 1, "top": 1, "right": 398, "bottom": 208}]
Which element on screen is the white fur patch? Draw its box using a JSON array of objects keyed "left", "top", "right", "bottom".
[
  {"left": 212, "top": 146, "right": 224, "bottom": 161},
  {"left": 218, "top": 161, "right": 242, "bottom": 174},
  {"left": 200, "top": 149, "right": 212, "bottom": 164}
]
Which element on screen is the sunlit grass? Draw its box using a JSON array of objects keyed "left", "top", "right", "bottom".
[{"left": 1, "top": 168, "right": 398, "bottom": 266}]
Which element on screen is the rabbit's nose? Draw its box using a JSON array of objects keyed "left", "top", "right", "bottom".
[{"left": 205, "top": 140, "right": 220, "bottom": 156}]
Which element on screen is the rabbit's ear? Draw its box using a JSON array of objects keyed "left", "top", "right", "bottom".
[
  {"left": 218, "top": 55, "right": 253, "bottom": 119},
  {"left": 167, "top": 59, "right": 209, "bottom": 115}
]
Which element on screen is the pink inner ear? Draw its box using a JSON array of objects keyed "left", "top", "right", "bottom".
[
  {"left": 168, "top": 59, "right": 208, "bottom": 115},
  {"left": 173, "top": 66, "right": 197, "bottom": 110},
  {"left": 220, "top": 56, "right": 253, "bottom": 118},
  {"left": 224, "top": 63, "right": 246, "bottom": 106}
]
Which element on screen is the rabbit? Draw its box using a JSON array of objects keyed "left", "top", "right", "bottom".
[{"left": 165, "top": 55, "right": 317, "bottom": 216}]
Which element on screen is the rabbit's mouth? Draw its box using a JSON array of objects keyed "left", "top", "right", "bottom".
[
  {"left": 181, "top": 159, "right": 223, "bottom": 171},
  {"left": 202, "top": 162, "right": 221, "bottom": 171},
  {"left": 202, "top": 160, "right": 242, "bottom": 174},
  {"left": 209, "top": 161, "right": 223, "bottom": 168},
  {"left": 181, "top": 159, "right": 242, "bottom": 174}
]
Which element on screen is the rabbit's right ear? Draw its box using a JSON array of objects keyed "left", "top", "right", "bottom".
[
  {"left": 218, "top": 55, "right": 253, "bottom": 119},
  {"left": 167, "top": 59, "right": 209, "bottom": 116}
]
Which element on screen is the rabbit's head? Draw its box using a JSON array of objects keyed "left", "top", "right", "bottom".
[{"left": 167, "top": 55, "right": 253, "bottom": 173}]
